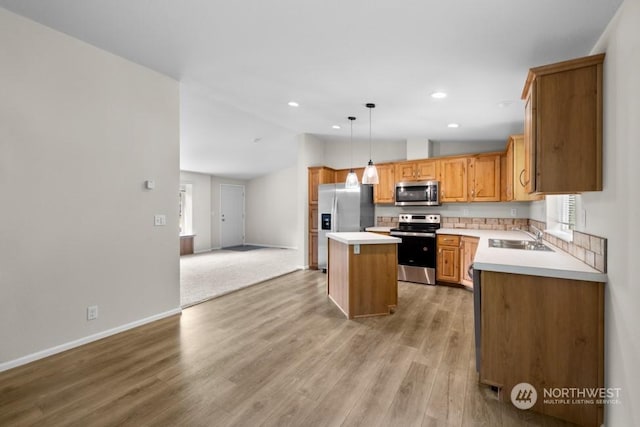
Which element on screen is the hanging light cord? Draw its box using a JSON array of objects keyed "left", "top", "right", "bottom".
[
  {"left": 368, "top": 106, "right": 372, "bottom": 160},
  {"left": 350, "top": 117, "right": 355, "bottom": 171},
  {"left": 366, "top": 103, "right": 375, "bottom": 162}
]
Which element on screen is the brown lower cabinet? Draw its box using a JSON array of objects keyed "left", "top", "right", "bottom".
[
  {"left": 437, "top": 234, "right": 478, "bottom": 288},
  {"left": 479, "top": 271, "right": 604, "bottom": 427},
  {"left": 436, "top": 235, "right": 460, "bottom": 283},
  {"left": 459, "top": 236, "right": 479, "bottom": 287}
]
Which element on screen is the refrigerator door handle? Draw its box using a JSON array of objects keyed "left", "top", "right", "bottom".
[{"left": 332, "top": 195, "right": 338, "bottom": 232}]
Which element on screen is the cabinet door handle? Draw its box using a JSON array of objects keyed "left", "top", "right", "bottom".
[{"left": 519, "top": 169, "right": 526, "bottom": 187}]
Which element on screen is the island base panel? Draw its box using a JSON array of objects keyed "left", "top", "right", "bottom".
[{"left": 327, "top": 238, "right": 398, "bottom": 319}]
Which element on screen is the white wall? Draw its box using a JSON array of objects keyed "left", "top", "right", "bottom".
[
  {"left": 0, "top": 9, "right": 180, "bottom": 366},
  {"left": 528, "top": 199, "right": 546, "bottom": 222},
  {"left": 180, "top": 171, "right": 212, "bottom": 252},
  {"left": 245, "top": 166, "right": 298, "bottom": 248},
  {"left": 298, "top": 134, "right": 326, "bottom": 267},
  {"left": 322, "top": 138, "right": 406, "bottom": 169},
  {"left": 581, "top": 1, "right": 640, "bottom": 424},
  {"left": 210, "top": 176, "right": 247, "bottom": 249}
]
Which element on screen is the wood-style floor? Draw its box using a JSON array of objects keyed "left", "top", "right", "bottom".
[{"left": 0, "top": 270, "right": 576, "bottom": 426}]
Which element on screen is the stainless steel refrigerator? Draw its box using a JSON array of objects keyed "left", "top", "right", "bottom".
[{"left": 317, "top": 183, "right": 375, "bottom": 271}]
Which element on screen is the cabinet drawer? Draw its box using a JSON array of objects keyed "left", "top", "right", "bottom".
[{"left": 437, "top": 235, "right": 460, "bottom": 246}]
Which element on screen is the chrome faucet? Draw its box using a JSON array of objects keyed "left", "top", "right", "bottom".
[
  {"left": 512, "top": 225, "right": 544, "bottom": 244},
  {"left": 529, "top": 224, "right": 544, "bottom": 244}
]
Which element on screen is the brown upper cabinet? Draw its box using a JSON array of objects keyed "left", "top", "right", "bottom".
[
  {"left": 522, "top": 53, "right": 604, "bottom": 194},
  {"left": 373, "top": 163, "right": 396, "bottom": 204},
  {"left": 394, "top": 159, "right": 439, "bottom": 183},
  {"left": 308, "top": 166, "right": 335, "bottom": 204},
  {"left": 504, "top": 135, "right": 543, "bottom": 201},
  {"left": 439, "top": 157, "right": 468, "bottom": 202},
  {"left": 468, "top": 153, "right": 501, "bottom": 202},
  {"left": 334, "top": 167, "right": 365, "bottom": 185}
]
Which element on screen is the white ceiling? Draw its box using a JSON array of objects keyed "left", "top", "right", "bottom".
[{"left": 0, "top": 0, "right": 622, "bottom": 179}]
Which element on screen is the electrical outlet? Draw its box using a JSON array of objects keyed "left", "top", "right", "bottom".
[
  {"left": 510, "top": 208, "right": 517, "bottom": 217},
  {"left": 354, "top": 244, "right": 360, "bottom": 255},
  {"left": 87, "top": 305, "right": 98, "bottom": 321},
  {"left": 463, "top": 208, "right": 469, "bottom": 216}
]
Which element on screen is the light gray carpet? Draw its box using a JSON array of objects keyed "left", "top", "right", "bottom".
[{"left": 180, "top": 247, "right": 299, "bottom": 307}]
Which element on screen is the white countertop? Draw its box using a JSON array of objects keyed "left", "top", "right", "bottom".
[
  {"left": 327, "top": 232, "right": 401, "bottom": 245},
  {"left": 437, "top": 228, "right": 607, "bottom": 283},
  {"left": 364, "top": 226, "right": 392, "bottom": 233}
]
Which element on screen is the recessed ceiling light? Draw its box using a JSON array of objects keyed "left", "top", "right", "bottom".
[
  {"left": 287, "top": 101, "right": 299, "bottom": 107},
  {"left": 332, "top": 125, "right": 341, "bottom": 129},
  {"left": 447, "top": 123, "right": 460, "bottom": 128},
  {"left": 431, "top": 91, "right": 447, "bottom": 99}
]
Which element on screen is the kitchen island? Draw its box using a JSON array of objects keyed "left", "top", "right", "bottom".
[{"left": 326, "top": 232, "right": 401, "bottom": 319}]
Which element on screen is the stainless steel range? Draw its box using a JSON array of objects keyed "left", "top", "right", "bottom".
[{"left": 390, "top": 213, "right": 441, "bottom": 285}]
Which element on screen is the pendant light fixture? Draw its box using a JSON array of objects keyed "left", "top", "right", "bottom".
[
  {"left": 362, "top": 103, "right": 379, "bottom": 184},
  {"left": 345, "top": 116, "right": 359, "bottom": 189}
]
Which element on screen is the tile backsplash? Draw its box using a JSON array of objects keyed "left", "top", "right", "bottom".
[
  {"left": 442, "top": 217, "right": 529, "bottom": 230},
  {"left": 376, "top": 216, "right": 607, "bottom": 273},
  {"left": 529, "top": 219, "right": 607, "bottom": 273}
]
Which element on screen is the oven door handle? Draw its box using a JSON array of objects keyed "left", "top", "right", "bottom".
[{"left": 389, "top": 231, "right": 436, "bottom": 238}]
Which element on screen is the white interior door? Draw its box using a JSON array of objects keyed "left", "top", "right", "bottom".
[{"left": 220, "top": 184, "right": 245, "bottom": 248}]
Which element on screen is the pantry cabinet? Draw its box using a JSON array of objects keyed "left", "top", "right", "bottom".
[
  {"left": 308, "top": 166, "right": 335, "bottom": 269},
  {"left": 308, "top": 166, "right": 335, "bottom": 204},
  {"left": 309, "top": 232, "right": 318, "bottom": 270},
  {"left": 522, "top": 54, "right": 604, "bottom": 193}
]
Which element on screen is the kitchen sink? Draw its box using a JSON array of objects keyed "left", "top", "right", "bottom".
[{"left": 488, "top": 239, "right": 554, "bottom": 252}]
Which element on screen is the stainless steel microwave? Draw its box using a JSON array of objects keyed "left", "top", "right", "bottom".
[{"left": 395, "top": 180, "right": 440, "bottom": 206}]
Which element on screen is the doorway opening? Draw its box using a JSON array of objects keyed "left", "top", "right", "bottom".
[{"left": 179, "top": 183, "right": 193, "bottom": 235}]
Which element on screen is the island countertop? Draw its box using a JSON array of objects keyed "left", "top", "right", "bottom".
[{"left": 327, "top": 232, "right": 401, "bottom": 245}]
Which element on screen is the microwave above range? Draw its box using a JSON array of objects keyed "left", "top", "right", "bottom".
[{"left": 395, "top": 180, "right": 440, "bottom": 206}]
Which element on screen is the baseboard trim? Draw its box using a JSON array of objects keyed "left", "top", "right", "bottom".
[
  {"left": 243, "top": 243, "right": 298, "bottom": 250},
  {"left": 194, "top": 248, "right": 214, "bottom": 254},
  {"left": 0, "top": 307, "right": 182, "bottom": 373}
]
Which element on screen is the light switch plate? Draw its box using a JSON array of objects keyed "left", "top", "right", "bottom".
[{"left": 154, "top": 214, "right": 166, "bottom": 226}]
